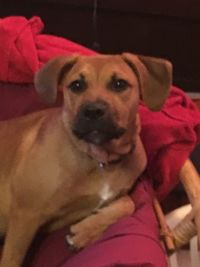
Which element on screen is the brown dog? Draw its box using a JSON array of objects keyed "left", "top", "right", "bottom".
[{"left": 0, "top": 53, "right": 172, "bottom": 267}]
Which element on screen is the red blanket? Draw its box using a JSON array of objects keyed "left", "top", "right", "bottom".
[{"left": 0, "top": 16, "right": 95, "bottom": 83}]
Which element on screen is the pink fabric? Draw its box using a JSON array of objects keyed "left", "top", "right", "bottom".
[{"left": 0, "top": 16, "right": 200, "bottom": 267}]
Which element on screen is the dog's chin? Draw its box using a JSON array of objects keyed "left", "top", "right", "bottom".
[
  {"left": 83, "top": 131, "right": 109, "bottom": 146},
  {"left": 74, "top": 128, "right": 126, "bottom": 146}
]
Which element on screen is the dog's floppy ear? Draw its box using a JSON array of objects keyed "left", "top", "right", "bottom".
[
  {"left": 122, "top": 53, "right": 172, "bottom": 111},
  {"left": 34, "top": 56, "right": 78, "bottom": 104}
]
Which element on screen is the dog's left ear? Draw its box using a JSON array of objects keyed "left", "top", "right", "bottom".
[
  {"left": 122, "top": 53, "right": 172, "bottom": 111},
  {"left": 34, "top": 56, "right": 78, "bottom": 104}
]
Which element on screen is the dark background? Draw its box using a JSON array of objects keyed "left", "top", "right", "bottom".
[{"left": 1, "top": 0, "right": 200, "bottom": 93}]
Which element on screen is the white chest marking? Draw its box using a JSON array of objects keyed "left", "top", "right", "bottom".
[
  {"left": 93, "top": 183, "right": 114, "bottom": 212},
  {"left": 100, "top": 183, "right": 114, "bottom": 202}
]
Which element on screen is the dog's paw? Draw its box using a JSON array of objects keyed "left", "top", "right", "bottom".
[
  {"left": 66, "top": 234, "right": 78, "bottom": 250},
  {"left": 66, "top": 215, "right": 106, "bottom": 249}
]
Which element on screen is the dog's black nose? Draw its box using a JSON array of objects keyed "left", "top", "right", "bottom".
[{"left": 82, "top": 102, "right": 107, "bottom": 120}]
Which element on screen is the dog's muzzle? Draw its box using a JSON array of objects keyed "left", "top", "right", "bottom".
[{"left": 72, "top": 101, "right": 126, "bottom": 145}]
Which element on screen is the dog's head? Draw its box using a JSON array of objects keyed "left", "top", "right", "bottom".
[{"left": 35, "top": 54, "right": 172, "bottom": 161}]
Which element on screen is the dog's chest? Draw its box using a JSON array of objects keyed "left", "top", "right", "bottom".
[
  {"left": 86, "top": 165, "right": 131, "bottom": 210},
  {"left": 95, "top": 183, "right": 115, "bottom": 210},
  {"left": 44, "top": 161, "right": 133, "bottom": 229},
  {"left": 100, "top": 183, "right": 114, "bottom": 202}
]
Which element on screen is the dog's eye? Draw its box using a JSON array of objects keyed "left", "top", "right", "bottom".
[
  {"left": 109, "top": 79, "right": 129, "bottom": 92},
  {"left": 68, "top": 79, "right": 87, "bottom": 93}
]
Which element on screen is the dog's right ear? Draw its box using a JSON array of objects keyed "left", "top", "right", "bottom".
[
  {"left": 122, "top": 53, "right": 172, "bottom": 111},
  {"left": 34, "top": 56, "right": 78, "bottom": 104}
]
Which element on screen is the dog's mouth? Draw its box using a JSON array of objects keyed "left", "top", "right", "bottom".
[
  {"left": 72, "top": 101, "right": 126, "bottom": 146},
  {"left": 73, "top": 127, "right": 125, "bottom": 146}
]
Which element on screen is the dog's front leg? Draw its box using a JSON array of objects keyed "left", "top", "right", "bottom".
[
  {"left": 66, "top": 195, "right": 135, "bottom": 249},
  {"left": 0, "top": 208, "right": 41, "bottom": 267}
]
